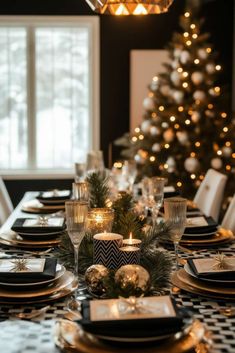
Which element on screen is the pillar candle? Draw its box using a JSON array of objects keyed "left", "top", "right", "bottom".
[{"left": 93, "top": 232, "right": 123, "bottom": 269}]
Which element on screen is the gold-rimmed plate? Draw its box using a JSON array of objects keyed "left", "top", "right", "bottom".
[
  {"left": 172, "top": 269, "right": 235, "bottom": 301},
  {"left": 54, "top": 319, "right": 209, "bottom": 353},
  {"left": 0, "top": 264, "right": 66, "bottom": 289},
  {"left": 0, "top": 230, "right": 60, "bottom": 248},
  {"left": 22, "top": 199, "right": 65, "bottom": 214},
  {"left": 180, "top": 228, "right": 234, "bottom": 247},
  {"left": 0, "top": 271, "right": 75, "bottom": 299}
]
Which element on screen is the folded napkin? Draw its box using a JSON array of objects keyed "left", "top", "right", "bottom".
[
  {"left": 11, "top": 217, "right": 66, "bottom": 234},
  {"left": 188, "top": 257, "right": 235, "bottom": 280},
  {"left": 184, "top": 216, "right": 218, "bottom": 234},
  {"left": 0, "top": 257, "right": 57, "bottom": 283},
  {"left": 37, "top": 190, "right": 71, "bottom": 201},
  {"left": 77, "top": 296, "right": 184, "bottom": 338}
]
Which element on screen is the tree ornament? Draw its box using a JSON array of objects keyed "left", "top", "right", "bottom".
[
  {"left": 174, "top": 48, "right": 182, "bottom": 58},
  {"left": 211, "top": 157, "right": 223, "bottom": 170},
  {"left": 180, "top": 50, "right": 191, "bottom": 64},
  {"left": 191, "top": 71, "right": 204, "bottom": 85},
  {"left": 166, "top": 156, "right": 176, "bottom": 173},
  {"left": 163, "top": 128, "right": 174, "bottom": 142},
  {"left": 160, "top": 85, "right": 171, "bottom": 96},
  {"left": 176, "top": 131, "right": 188, "bottom": 145},
  {"left": 115, "top": 264, "right": 150, "bottom": 294},
  {"left": 162, "top": 122, "right": 169, "bottom": 129},
  {"left": 150, "top": 126, "right": 160, "bottom": 136},
  {"left": 135, "top": 149, "right": 148, "bottom": 164},
  {"left": 170, "top": 71, "right": 181, "bottom": 86},
  {"left": 150, "top": 77, "right": 159, "bottom": 91},
  {"left": 222, "top": 146, "right": 232, "bottom": 157},
  {"left": 209, "top": 88, "right": 220, "bottom": 97},
  {"left": 85, "top": 264, "right": 109, "bottom": 295},
  {"left": 152, "top": 143, "right": 161, "bottom": 152},
  {"left": 184, "top": 157, "right": 200, "bottom": 173},
  {"left": 197, "top": 48, "right": 208, "bottom": 60},
  {"left": 141, "top": 120, "right": 151, "bottom": 133},
  {"left": 193, "top": 90, "right": 206, "bottom": 102},
  {"left": 143, "top": 96, "right": 155, "bottom": 111},
  {"left": 172, "top": 90, "right": 184, "bottom": 104},
  {"left": 191, "top": 111, "right": 201, "bottom": 123},
  {"left": 206, "top": 63, "right": 216, "bottom": 74}
]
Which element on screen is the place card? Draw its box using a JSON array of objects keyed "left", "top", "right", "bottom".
[
  {"left": 186, "top": 216, "right": 208, "bottom": 227},
  {"left": 23, "top": 217, "right": 64, "bottom": 228},
  {"left": 0, "top": 258, "right": 46, "bottom": 273},
  {"left": 90, "top": 296, "right": 177, "bottom": 322}
]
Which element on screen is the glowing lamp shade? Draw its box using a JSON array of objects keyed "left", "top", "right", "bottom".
[{"left": 85, "top": 0, "right": 174, "bottom": 15}]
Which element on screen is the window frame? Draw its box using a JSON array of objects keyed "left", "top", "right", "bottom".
[{"left": 0, "top": 16, "right": 100, "bottom": 179}]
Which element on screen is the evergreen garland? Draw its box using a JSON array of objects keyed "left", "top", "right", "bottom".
[{"left": 86, "top": 171, "right": 110, "bottom": 208}]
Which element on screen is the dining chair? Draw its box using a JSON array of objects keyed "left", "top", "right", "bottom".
[
  {"left": 0, "top": 177, "right": 13, "bottom": 225},
  {"left": 221, "top": 194, "right": 235, "bottom": 233},
  {"left": 193, "top": 168, "right": 227, "bottom": 222}
]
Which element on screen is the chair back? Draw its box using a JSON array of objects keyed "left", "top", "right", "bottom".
[
  {"left": 0, "top": 178, "right": 13, "bottom": 225},
  {"left": 193, "top": 168, "right": 227, "bottom": 222},
  {"left": 221, "top": 194, "right": 235, "bottom": 233}
]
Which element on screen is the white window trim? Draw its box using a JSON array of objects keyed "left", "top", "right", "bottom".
[{"left": 0, "top": 16, "right": 100, "bottom": 179}]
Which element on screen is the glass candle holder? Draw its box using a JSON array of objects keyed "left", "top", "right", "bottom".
[{"left": 86, "top": 208, "right": 114, "bottom": 235}]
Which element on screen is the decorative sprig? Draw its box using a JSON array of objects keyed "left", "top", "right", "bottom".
[{"left": 86, "top": 171, "right": 110, "bottom": 208}]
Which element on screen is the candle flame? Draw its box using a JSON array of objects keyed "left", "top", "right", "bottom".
[
  {"left": 129, "top": 232, "right": 133, "bottom": 241},
  {"left": 95, "top": 215, "right": 103, "bottom": 223}
]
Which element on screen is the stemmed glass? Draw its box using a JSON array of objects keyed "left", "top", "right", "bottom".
[
  {"left": 74, "top": 162, "right": 86, "bottom": 182},
  {"left": 65, "top": 200, "right": 88, "bottom": 305},
  {"left": 150, "top": 177, "right": 165, "bottom": 225},
  {"left": 164, "top": 197, "right": 187, "bottom": 270},
  {"left": 122, "top": 160, "right": 137, "bottom": 193},
  {"left": 72, "top": 181, "right": 89, "bottom": 202}
]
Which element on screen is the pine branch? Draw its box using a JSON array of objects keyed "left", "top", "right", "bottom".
[{"left": 86, "top": 171, "right": 110, "bottom": 208}]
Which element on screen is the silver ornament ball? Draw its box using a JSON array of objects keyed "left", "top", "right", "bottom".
[
  {"left": 184, "top": 157, "right": 200, "bottom": 173},
  {"left": 143, "top": 97, "right": 155, "bottom": 111},
  {"left": 211, "top": 157, "right": 223, "bottom": 170}
]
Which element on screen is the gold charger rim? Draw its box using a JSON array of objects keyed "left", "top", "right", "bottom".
[
  {"left": 0, "top": 270, "right": 75, "bottom": 299},
  {"left": 54, "top": 318, "right": 207, "bottom": 353},
  {"left": 180, "top": 228, "right": 234, "bottom": 245}
]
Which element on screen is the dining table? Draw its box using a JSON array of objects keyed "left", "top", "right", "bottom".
[{"left": 0, "top": 191, "right": 235, "bottom": 353}]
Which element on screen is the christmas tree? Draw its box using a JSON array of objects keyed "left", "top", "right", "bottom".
[{"left": 116, "top": 8, "right": 235, "bottom": 201}]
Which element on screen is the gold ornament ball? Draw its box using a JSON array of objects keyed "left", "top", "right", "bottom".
[
  {"left": 115, "top": 265, "right": 150, "bottom": 294},
  {"left": 85, "top": 264, "right": 109, "bottom": 295}
]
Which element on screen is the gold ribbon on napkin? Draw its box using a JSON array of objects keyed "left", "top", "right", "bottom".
[
  {"left": 212, "top": 253, "right": 233, "bottom": 270},
  {"left": 10, "top": 259, "right": 30, "bottom": 272},
  {"left": 118, "top": 296, "right": 159, "bottom": 315}
]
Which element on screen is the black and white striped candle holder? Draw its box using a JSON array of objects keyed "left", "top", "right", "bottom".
[
  {"left": 93, "top": 233, "right": 123, "bottom": 269},
  {"left": 119, "top": 246, "right": 140, "bottom": 267}
]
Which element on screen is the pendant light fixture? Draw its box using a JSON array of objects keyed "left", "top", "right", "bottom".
[{"left": 85, "top": 0, "right": 174, "bottom": 15}]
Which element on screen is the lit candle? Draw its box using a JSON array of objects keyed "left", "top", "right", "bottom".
[
  {"left": 93, "top": 232, "right": 123, "bottom": 269},
  {"left": 119, "top": 246, "right": 140, "bottom": 266},
  {"left": 86, "top": 208, "right": 114, "bottom": 235},
  {"left": 123, "top": 232, "right": 142, "bottom": 247}
]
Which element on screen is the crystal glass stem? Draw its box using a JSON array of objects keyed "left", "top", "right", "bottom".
[{"left": 174, "top": 241, "right": 179, "bottom": 270}]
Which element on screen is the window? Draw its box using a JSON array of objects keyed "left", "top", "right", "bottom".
[{"left": 0, "top": 17, "right": 99, "bottom": 175}]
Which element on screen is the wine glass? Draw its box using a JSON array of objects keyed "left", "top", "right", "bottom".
[
  {"left": 72, "top": 181, "right": 89, "bottom": 202},
  {"left": 141, "top": 177, "right": 154, "bottom": 217},
  {"left": 164, "top": 197, "right": 187, "bottom": 270},
  {"left": 150, "top": 177, "right": 165, "bottom": 225},
  {"left": 65, "top": 200, "right": 88, "bottom": 306},
  {"left": 74, "top": 162, "right": 86, "bottom": 182},
  {"left": 122, "top": 160, "right": 137, "bottom": 193}
]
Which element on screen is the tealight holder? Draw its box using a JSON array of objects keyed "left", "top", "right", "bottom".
[
  {"left": 93, "top": 232, "right": 123, "bottom": 269},
  {"left": 119, "top": 246, "right": 140, "bottom": 266},
  {"left": 86, "top": 208, "right": 114, "bottom": 235}
]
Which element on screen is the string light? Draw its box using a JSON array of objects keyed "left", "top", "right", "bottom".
[
  {"left": 177, "top": 181, "right": 182, "bottom": 187},
  {"left": 183, "top": 32, "right": 189, "bottom": 37},
  {"left": 174, "top": 124, "right": 180, "bottom": 129},
  {"left": 206, "top": 47, "right": 212, "bottom": 53},
  {"left": 178, "top": 106, "right": 184, "bottom": 112},
  {"left": 208, "top": 104, "right": 213, "bottom": 109},
  {"left": 216, "top": 65, "right": 221, "bottom": 71},
  {"left": 177, "top": 67, "right": 183, "bottom": 73},
  {"left": 150, "top": 156, "right": 156, "bottom": 162},
  {"left": 199, "top": 175, "right": 204, "bottom": 180},
  {"left": 185, "top": 119, "right": 191, "bottom": 125},
  {"left": 132, "top": 136, "right": 138, "bottom": 142},
  {"left": 195, "top": 99, "right": 201, "bottom": 105},
  {"left": 214, "top": 86, "right": 220, "bottom": 94},
  {"left": 232, "top": 153, "right": 235, "bottom": 159},
  {"left": 152, "top": 112, "right": 157, "bottom": 118},
  {"left": 226, "top": 165, "right": 231, "bottom": 171},
  {"left": 188, "top": 110, "right": 193, "bottom": 115},
  {"left": 217, "top": 150, "right": 222, "bottom": 155},
  {"left": 221, "top": 112, "right": 227, "bottom": 118},
  {"left": 159, "top": 105, "right": 165, "bottom": 111},
  {"left": 149, "top": 92, "right": 154, "bottom": 97},
  {"left": 223, "top": 127, "right": 228, "bottom": 132},
  {"left": 184, "top": 12, "right": 190, "bottom": 17},
  {"left": 170, "top": 116, "right": 176, "bottom": 122},
  {"left": 186, "top": 40, "right": 192, "bottom": 46},
  {"left": 190, "top": 24, "right": 196, "bottom": 29},
  {"left": 135, "top": 127, "right": 140, "bottom": 133},
  {"left": 182, "top": 82, "right": 188, "bottom": 88},
  {"left": 192, "top": 33, "right": 198, "bottom": 39},
  {"left": 139, "top": 134, "right": 144, "bottom": 140},
  {"left": 164, "top": 163, "right": 168, "bottom": 169},
  {"left": 153, "top": 76, "right": 158, "bottom": 82},
  {"left": 183, "top": 71, "right": 189, "bottom": 78},
  {"left": 114, "top": 161, "right": 123, "bottom": 168},
  {"left": 225, "top": 141, "right": 231, "bottom": 147},
  {"left": 194, "top": 59, "right": 200, "bottom": 64},
  {"left": 190, "top": 152, "right": 196, "bottom": 157},
  {"left": 195, "top": 141, "right": 200, "bottom": 147},
  {"left": 191, "top": 174, "right": 196, "bottom": 179},
  {"left": 164, "top": 144, "right": 170, "bottom": 149}
]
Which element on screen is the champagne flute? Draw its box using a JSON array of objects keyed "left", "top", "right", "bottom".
[
  {"left": 122, "top": 160, "right": 137, "bottom": 193},
  {"left": 164, "top": 197, "right": 187, "bottom": 270},
  {"left": 65, "top": 200, "right": 88, "bottom": 305},
  {"left": 150, "top": 177, "right": 165, "bottom": 225},
  {"left": 72, "top": 181, "right": 89, "bottom": 202}
]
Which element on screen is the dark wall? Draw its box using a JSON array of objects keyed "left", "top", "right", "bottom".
[{"left": 0, "top": 0, "right": 233, "bottom": 205}]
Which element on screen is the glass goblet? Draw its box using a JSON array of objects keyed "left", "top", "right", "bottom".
[
  {"left": 74, "top": 162, "right": 86, "bottom": 182},
  {"left": 65, "top": 200, "right": 88, "bottom": 304},
  {"left": 164, "top": 197, "right": 187, "bottom": 270},
  {"left": 72, "top": 181, "right": 89, "bottom": 202}
]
